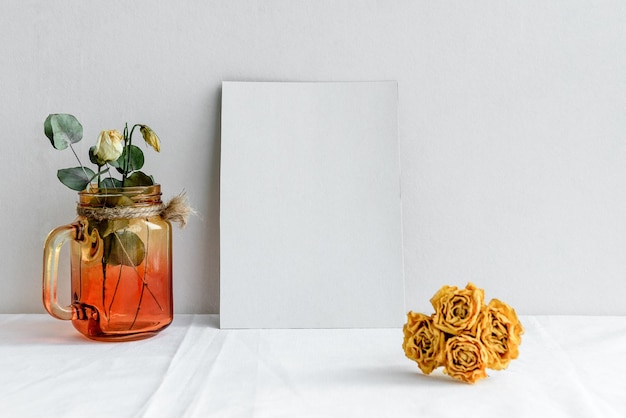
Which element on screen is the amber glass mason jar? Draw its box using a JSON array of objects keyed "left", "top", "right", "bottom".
[{"left": 43, "top": 185, "right": 173, "bottom": 341}]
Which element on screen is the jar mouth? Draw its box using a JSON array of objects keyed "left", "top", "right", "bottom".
[
  {"left": 78, "top": 184, "right": 162, "bottom": 207},
  {"left": 80, "top": 184, "right": 160, "bottom": 196}
]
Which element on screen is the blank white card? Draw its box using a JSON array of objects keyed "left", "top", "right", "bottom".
[{"left": 220, "top": 81, "right": 404, "bottom": 328}]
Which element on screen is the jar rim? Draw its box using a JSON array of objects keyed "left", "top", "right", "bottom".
[{"left": 79, "top": 184, "right": 161, "bottom": 198}]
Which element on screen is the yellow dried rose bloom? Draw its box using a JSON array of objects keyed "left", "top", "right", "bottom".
[
  {"left": 443, "top": 335, "right": 488, "bottom": 384},
  {"left": 404, "top": 283, "right": 522, "bottom": 383},
  {"left": 140, "top": 125, "right": 161, "bottom": 152},
  {"left": 431, "top": 282, "right": 484, "bottom": 335},
  {"left": 477, "top": 298, "right": 524, "bottom": 370},
  {"left": 402, "top": 312, "right": 446, "bottom": 375}
]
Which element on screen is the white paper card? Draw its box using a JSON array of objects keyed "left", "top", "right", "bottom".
[{"left": 220, "top": 81, "right": 404, "bottom": 328}]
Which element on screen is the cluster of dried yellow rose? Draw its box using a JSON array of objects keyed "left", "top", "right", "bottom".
[{"left": 402, "top": 282, "right": 523, "bottom": 384}]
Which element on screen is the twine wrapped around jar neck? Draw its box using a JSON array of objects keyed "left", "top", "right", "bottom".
[{"left": 76, "top": 192, "right": 192, "bottom": 228}]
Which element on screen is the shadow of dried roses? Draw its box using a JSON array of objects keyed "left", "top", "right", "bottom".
[{"left": 303, "top": 364, "right": 462, "bottom": 388}]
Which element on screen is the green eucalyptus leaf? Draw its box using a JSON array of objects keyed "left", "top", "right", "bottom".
[
  {"left": 124, "top": 171, "right": 154, "bottom": 187},
  {"left": 57, "top": 166, "right": 96, "bottom": 191},
  {"left": 103, "top": 231, "right": 145, "bottom": 267},
  {"left": 100, "top": 177, "right": 123, "bottom": 189},
  {"left": 88, "top": 167, "right": 110, "bottom": 183},
  {"left": 111, "top": 145, "right": 144, "bottom": 174},
  {"left": 44, "top": 114, "right": 83, "bottom": 150},
  {"left": 88, "top": 219, "right": 130, "bottom": 238},
  {"left": 89, "top": 146, "right": 101, "bottom": 165}
]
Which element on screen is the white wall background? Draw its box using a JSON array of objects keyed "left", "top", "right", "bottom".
[{"left": 1, "top": 0, "right": 625, "bottom": 316}]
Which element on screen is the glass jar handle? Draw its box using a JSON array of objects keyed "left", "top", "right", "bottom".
[{"left": 42, "top": 223, "right": 83, "bottom": 320}]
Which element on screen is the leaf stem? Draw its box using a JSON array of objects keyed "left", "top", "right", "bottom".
[
  {"left": 122, "top": 123, "right": 129, "bottom": 186},
  {"left": 121, "top": 123, "right": 146, "bottom": 187},
  {"left": 101, "top": 261, "right": 107, "bottom": 320},
  {"left": 69, "top": 143, "right": 91, "bottom": 186}
]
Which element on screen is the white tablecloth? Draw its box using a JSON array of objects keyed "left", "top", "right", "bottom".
[{"left": 1, "top": 314, "right": 624, "bottom": 417}]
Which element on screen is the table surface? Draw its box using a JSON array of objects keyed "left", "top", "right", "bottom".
[{"left": 1, "top": 314, "right": 625, "bottom": 417}]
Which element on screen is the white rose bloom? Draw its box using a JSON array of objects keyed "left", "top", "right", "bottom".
[{"left": 94, "top": 130, "right": 124, "bottom": 163}]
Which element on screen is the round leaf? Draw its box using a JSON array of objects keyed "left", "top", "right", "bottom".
[
  {"left": 57, "top": 166, "right": 96, "bottom": 191},
  {"left": 103, "top": 231, "right": 145, "bottom": 267},
  {"left": 124, "top": 171, "right": 154, "bottom": 187},
  {"left": 111, "top": 145, "right": 144, "bottom": 174},
  {"left": 100, "top": 177, "right": 123, "bottom": 189},
  {"left": 44, "top": 114, "right": 83, "bottom": 150},
  {"left": 89, "top": 146, "right": 101, "bottom": 165}
]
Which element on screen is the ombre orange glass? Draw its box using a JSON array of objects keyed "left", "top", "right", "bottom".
[{"left": 43, "top": 185, "right": 173, "bottom": 341}]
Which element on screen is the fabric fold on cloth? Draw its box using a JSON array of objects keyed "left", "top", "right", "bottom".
[{"left": 1, "top": 315, "right": 625, "bottom": 417}]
